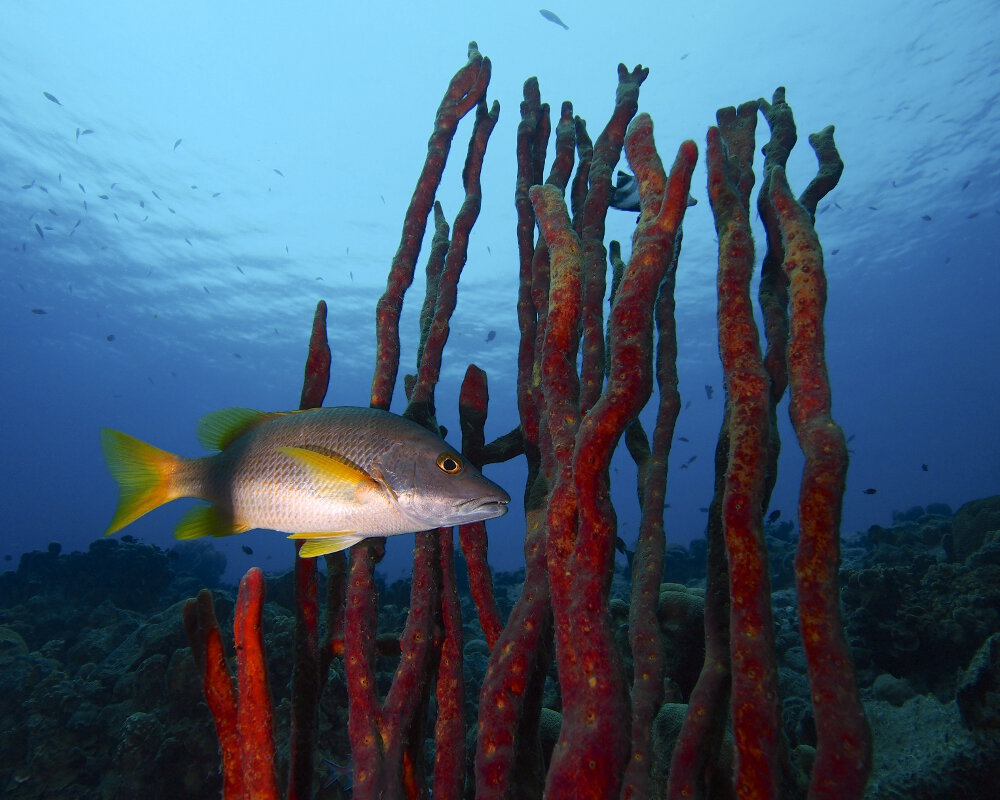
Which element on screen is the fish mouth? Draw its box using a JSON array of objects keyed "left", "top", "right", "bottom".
[{"left": 458, "top": 495, "right": 510, "bottom": 520}]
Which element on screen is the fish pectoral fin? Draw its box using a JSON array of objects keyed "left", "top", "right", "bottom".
[
  {"left": 277, "top": 447, "right": 377, "bottom": 499},
  {"left": 288, "top": 532, "right": 366, "bottom": 558},
  {"left": 175, "top": 503, "right": 250, "bottom": 540},
  {"left": 197, "top": 407, "right": 294, "bottom": 451}
]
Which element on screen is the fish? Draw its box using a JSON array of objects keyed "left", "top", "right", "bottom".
[
  {"left": 212, "top": 192, "right": 221, "bottom": 198},
  {"left": 106, "top": 334, "right": 116, "bottom": 342},
  {"left": 678, "top": 436, "right": 689, "bottom": 442},
  {"left": 100, "top": 406, "right": 510, "bottom": 557},
  {"left": 152, "top": 190, "right": 162, "bottom": 200},
  {"left": 922, "top": 214, "right": 932, "bottom": 221},
  {"left": 43, "top": 91, "right": 61, "bottom": 105},
  {"left": 78, "top": 183, "right": 86, "bottom": 193},
  {"left": 34, "top": 224, "right": 44, "bottom": 239},
  {"left": 173, "top": 138, "right": 182, "bottom": 150},
  {"left": 704, "top": 384, "right": 713, "bottom": 400},
  {"left": 21, "top": 180, "right": 35, "bottom": 190},
  {"left": 767, "top": 509, "right": 781, "bottom": 524},
  {"left": 98, "top": 194, "right": 109, "bottom": 200},
  {"left": 242, "top": 545, "right": 254, "bottom": 555},
  {"left": 921, "top": 463, "right": 929, "bottom": 472},
  {"left": 962, "top": 180, "right": 970, "bottom": 190},
  {"left": 862, "top": 488, "right": 877, "bottom": 495},
  {"left": 539, "top": 8, "right": 569, "bottom": 29},
  {"left": 31, "top": 308, "right": 47, "bottom": 315},
  {"left": 273, "top": 168, "right": 284, "bottom": 177},
  {"left": 486, "top": 330, "right": 496, "bottom": 342},
  {"left": 609, "top": 170, "right": 698, "bottom": 212}
]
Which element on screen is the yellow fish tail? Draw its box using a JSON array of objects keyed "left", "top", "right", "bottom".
[{"left": 100, "top": 428, "right": 183, "bottom": 536}]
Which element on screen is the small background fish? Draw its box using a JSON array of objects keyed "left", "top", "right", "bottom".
[{"left": 539, "top": 9, "right": 569, "bottom": 29}]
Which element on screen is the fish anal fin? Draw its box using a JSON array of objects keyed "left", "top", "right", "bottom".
[
  {"left": 175, "top": 504, "right": 250, "bottom": 540},
  {"left": 197, "top": 407, "right": 292, "bottom": 451},
  {"left": 277, "top": 447, "right": 376, "bottom": 498}
]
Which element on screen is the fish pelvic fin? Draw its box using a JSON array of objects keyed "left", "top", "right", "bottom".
[
  {"left": 289, "top": 532, "right": 366, "bottom": 558},
  {"left": 174, "top": 504, "right": 251, "bottom": 540},
  {"left": 100, "top": 428, "right": 183, "bottom": 536}
]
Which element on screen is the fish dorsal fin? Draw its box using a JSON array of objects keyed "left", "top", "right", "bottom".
[
  {"left": 277, "top": 447, "right": 377, "bottom": 500},
  {"left": 289, "top": 532, "right": 366, "bottom": 558},
  {"left": 174, "top": 503, "right": 251, "bottom": 540},
  {"left": 197, "top": 407, "right": 287, "bottom": 451}
]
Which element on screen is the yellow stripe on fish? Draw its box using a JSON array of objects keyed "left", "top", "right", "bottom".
[{"left": 100, "top": 406, "right": 510, "bottom": 557}]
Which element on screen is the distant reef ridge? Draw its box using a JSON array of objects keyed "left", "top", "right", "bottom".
[{"left": 0, "top": 496, "right": 998, "bottom": 797}]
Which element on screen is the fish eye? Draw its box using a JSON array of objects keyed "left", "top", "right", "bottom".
[{"left": 435, "top": 453, "right": 463, "bottom": 474}]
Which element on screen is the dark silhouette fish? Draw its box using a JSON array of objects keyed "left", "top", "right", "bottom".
[
  {"left": 173, "top": 138, "right": 182, "bottom": 150},
  {"left": 678, "top": 436, "right": 689, "bottom": 442},
  {"left": 539, "top": 8, "right": 569, "bottom": 29},
  {"left": 34, "top": 223, "right": 44, "bottom": 239},
  {"left": 242, "top": 545, "right": 254, "bottom": 555},
  {"left": 486, "top": 330, "right": 496, "bottom": 342},
  {"left": 609, "top": 170, "right": 698, "bottom": 213},
  {"left": 107, "top": 334, "right": 115, "bottom": 342},
  {"left": 43, "top": 91, "right": 61, "bottom": 105},
  {"left": 767, "top": 509, "right": 781, "bottom": 523},
  {"left": 273, "top": 168, "right": 284, "bottom": 177},
  {"left": 31, "top": 308, "right": 47, "bottom": 315},
  {"left": 704, "top": 384, "right": 713, "bottom": 399},
  {"left": 921, "top": 463, "right": 929, "bottom": 472},
  {"left": 862, "top": 488, "right": 877, "bottom": 495}
]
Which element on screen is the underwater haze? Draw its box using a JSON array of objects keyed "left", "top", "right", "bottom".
[{"left": 1, "top": 0, "right": 998, "bottom": 584}]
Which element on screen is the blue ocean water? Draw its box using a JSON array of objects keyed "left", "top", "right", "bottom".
[{"left": 1, "top": 0, "right": 997, "bottom": 586}]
